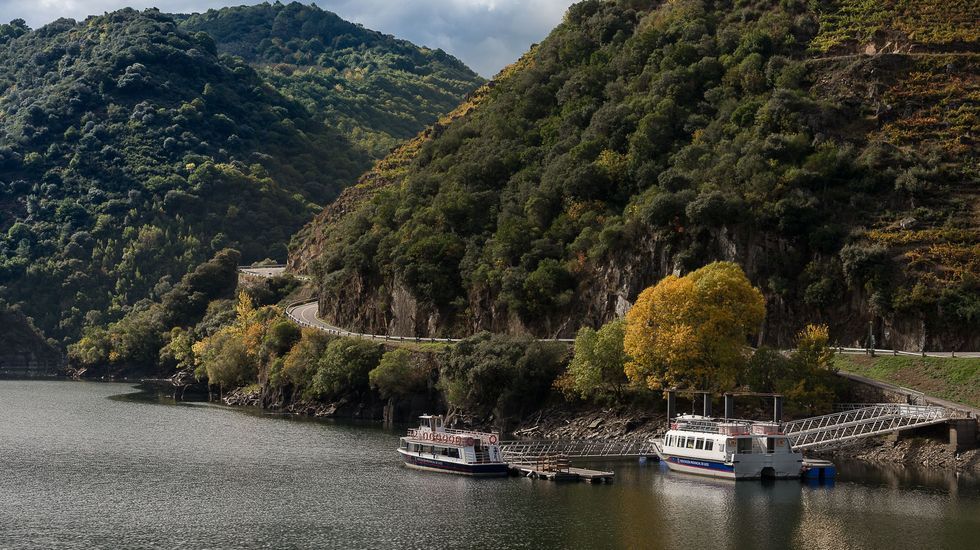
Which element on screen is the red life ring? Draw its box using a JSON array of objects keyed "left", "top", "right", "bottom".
[{"left": 488, "top": 434, "right": 498, "bottom": 445}]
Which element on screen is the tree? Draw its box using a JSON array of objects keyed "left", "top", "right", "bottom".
[
  {"left": 561, "top": 319, "right": 629, "bottom": 400},
  {"left": 795, "top": 324, "right": 834, "bottom": 371},
  {"left": 196, "top": 331, "right": 253, "bottom": 395},
  {"left": 310, "top": 338, "right": 383, "bottom": 400},
  {"left": 439, "top": 332, "right": 566, "bottom": 423},
  {"left": 369, "top": 349, "right": 429, "bottom": 400},
  {"left": 276, "top": 329, "right": 331, "bottom": 392},
  {"left": 159, "top": 327, "right": 196, "bottom": 371},
  {"left": 744, "top": 325, "right": 839, "bottom": 415},
  {"left": 624, "top": 262, "right": 765, "bottom": 390}
]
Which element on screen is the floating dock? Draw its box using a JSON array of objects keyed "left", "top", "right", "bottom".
[{"left": 507, "top": 456, "right": 615, "bottom": 483}]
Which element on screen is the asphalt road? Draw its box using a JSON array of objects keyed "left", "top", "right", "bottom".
[{"left": 239, "top": 266, "right": 287, "bottom": 278}]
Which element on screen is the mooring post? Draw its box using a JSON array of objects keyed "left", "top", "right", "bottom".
[
  {"left": 773, "top": 395, "right": 784, "bottom": 423},
  {"left": 724, "top": 393, "right": 734, "bottom": 420},
  {"left": 703, "top": 393, "right": 712, "bottom": 417}
]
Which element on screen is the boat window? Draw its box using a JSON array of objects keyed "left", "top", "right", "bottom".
[
  {"left": 705, "top": 440, "right": 714, "bottom": 451},
  {"left": 695, "top": 439, "right": 704, "bottom": 450},
  {"left": 447, "top": 448, "right": 459, "bottom": 459},
  {"left": 668, "top": 436, "right": 674, "bottom": 447},
  {"left": 686, "top": 437, "right": 695, "bottom": 449},
  {"left": 737, "top": 438, "right": 754, "bottom": 453}
]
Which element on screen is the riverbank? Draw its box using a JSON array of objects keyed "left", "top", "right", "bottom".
[
  {"left": 817, "top": 436, "right": 980, "bottom": 473},
  {"left": 209, "top": 383, "right": 980, "bottom": 474}
]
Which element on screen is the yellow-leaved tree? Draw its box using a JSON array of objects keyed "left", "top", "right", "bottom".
[{"left": 624, "top": 262, "right": 765, "bottom": 390}]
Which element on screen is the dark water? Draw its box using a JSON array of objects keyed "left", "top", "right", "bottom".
[{"left": 2, "top": 380, "right": 979, "bottom": 549}]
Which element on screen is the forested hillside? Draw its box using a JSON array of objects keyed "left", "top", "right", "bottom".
[
  {"left": 293, "top": 0, "right": 979, "bottom": 351},
  {"left": 177, "top": 2, "right": 483, "bottom": 157},
  {"left": 0, "top": 5, "right": 481, "bottom": 346}
]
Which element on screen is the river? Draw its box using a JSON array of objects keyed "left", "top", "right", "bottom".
[{"left": 1, "top": 380, "right": 978, "bottom": 549}]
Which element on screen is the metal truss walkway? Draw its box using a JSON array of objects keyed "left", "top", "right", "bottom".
[
  {"left": 783, "top": 404, "right": 958, "bottom": 451},
  {"left": 499, "top": 439, "right": 656, "bottom": 464}
]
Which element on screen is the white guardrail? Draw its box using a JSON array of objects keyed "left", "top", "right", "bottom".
[{"left": 284, "top": 299, "right": 576, "bottom": 344}]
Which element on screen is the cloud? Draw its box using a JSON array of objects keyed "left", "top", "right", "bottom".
[{"left": 0, "top": 0, "right": 575, "bottom": 77}]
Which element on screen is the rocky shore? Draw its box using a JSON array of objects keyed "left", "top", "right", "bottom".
[
  {"left": 817, "top": 437, "right": 980, "bottom": 473},
  {"left": 221, "top": 385, "right": 387, "bottom": 419},
  {"left": 509, "top": 403, "right": 667, "bottom": 442},
  {"left": 210, "top": 381, "right": 980, "bottom": 474}
]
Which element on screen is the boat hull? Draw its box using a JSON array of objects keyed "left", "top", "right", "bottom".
[
  {"left": 660, "top": 454, "right": 801, "bottom": 480},
  {"left": 398, "top": 450, "right": 509, "bottom": 477},
  {"left": 663, "top": 456, "right": 737, "bottom": 480}
]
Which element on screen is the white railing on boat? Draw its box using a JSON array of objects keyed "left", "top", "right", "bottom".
[{"left": 406, "top": 427, "right": 499, "bottom": 439}]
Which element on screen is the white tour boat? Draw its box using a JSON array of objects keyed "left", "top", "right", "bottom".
[
  {"left": 398, "top": 415, "right": 509, "bottom": 477},
  {"left": 653, "top": 415, "right": 804, "bottom": 480}
]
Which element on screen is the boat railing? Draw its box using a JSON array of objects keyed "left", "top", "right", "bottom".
[
  {"left": 671, "top": 418, "right": 755, "bottom": 435},
  {"left": 471, "top": 450, "right": 496, "bottom": 464},
  {"left": 439, "top": 427, "right": 500, "bottom": 439},
  {"left": 408, "top": 426, "right": 500, "bottom": 441}
]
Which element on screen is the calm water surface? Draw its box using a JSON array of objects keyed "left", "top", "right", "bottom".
[{"left": 1, "top": 380, "right": 979, "bottom": 549}]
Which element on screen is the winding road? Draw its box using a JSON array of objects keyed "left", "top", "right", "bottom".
[
  {"left": 239, "top": 268, "right": 979, "bottom": 355},
  {"left": 286, "top": 300, "right": 574, "bottom": 343}
]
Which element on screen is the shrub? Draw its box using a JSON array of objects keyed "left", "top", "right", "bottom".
[
  {"left": 439, "top": 333, "right": 566, "bottom": 422},
  {"left": 369, "top": 349, "right": 431, "bottom": 400},
  {"left": 310, "top": 338, "right": 384, "bottom": 400}
]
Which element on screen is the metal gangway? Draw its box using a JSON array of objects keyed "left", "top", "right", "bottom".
[
  {"left": 499, "top": 439, "right": 657, "bottom": 464},
  {"left": 783, "top": 404, "right": 956, "bottom": 451}
]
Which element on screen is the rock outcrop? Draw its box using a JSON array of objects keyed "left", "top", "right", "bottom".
[{"left": 0, "top": 305, "right": 62, "bottom": 376}]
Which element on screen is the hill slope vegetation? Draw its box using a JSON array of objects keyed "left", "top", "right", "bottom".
[
  {"left": 177, "top": 2, "right": 483, "bottom": 157},
  {"left": 293, "top": 0, "right": 979, "bottom": 351},
  {"left": 0, "top": 5, "right": 482, "bottom": 345}
]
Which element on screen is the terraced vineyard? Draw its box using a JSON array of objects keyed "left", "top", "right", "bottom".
[{"left": 812, "top": 0, "right": 980, "bottom": 53}]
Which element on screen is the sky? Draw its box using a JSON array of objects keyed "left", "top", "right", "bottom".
[{"left": 0, "top": 0, "right": 576, "bottom": 77}]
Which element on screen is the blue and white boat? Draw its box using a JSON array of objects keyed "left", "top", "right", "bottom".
[
  {"left": 653, "top": 415, "right": 804, "bottom": 480},
  {"left": 398, "top": 415, "right": 509, "bottom": 477}
]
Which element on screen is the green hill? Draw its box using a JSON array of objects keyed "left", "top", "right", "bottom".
[
  {"left": 0, "top": 6, "right": 482, "bottom": 345},
  {"left": 292, "top": 0, "right": 979, "bottom": 351},
  {"left": 177, "top": 2, "right": 484, "bottom": 157}
]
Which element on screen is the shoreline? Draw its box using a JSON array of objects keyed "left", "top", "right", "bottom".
[{"left": 9, "top": 376, "right": 977, "bottom": 473}]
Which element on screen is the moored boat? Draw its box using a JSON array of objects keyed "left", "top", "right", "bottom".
[
  {"left": 398, "top": 415, "right": 509, "bottom": 477},
  {"left": 653, "top": 415, "right": 805, "bottom": 480}
]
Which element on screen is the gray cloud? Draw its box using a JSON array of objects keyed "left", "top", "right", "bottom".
[{"left": 0, "top": 0, "right": 575, "bottom": 76}]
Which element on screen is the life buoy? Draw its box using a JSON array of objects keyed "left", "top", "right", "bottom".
[{"left": 488, "top": 434, "right": 498, "bottom": 445}]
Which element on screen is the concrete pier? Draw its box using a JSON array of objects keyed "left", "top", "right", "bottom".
[{"left": 948, "top": 419, "right": 978, "bottom": 452}]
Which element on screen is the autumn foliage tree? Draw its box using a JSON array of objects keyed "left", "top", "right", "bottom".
[{"left": 624, "top": 262, "right": 765, "bottom": 391}]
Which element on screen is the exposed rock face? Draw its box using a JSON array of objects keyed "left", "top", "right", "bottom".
[
  {"left": 311, "top": 222, "right": 975, "bottom": 350},
  {"left": 0, "top": 307, "right": 62, "bottom": 376}
]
